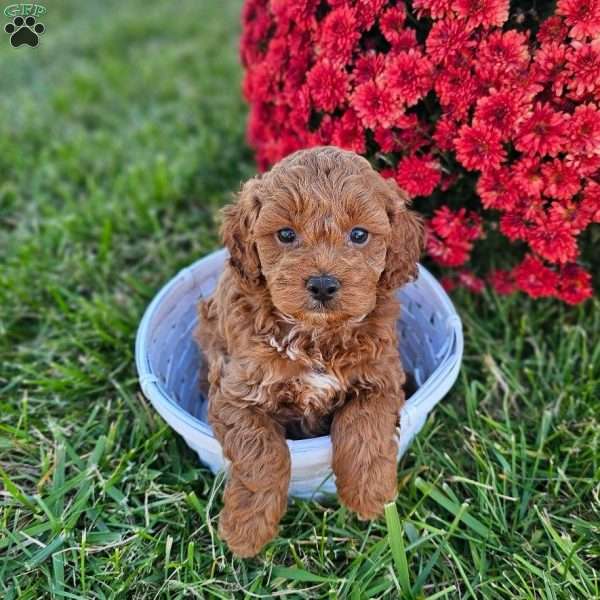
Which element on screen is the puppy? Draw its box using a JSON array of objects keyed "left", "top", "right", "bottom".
[{"left": 195, "top": 146, "right": 423, "bottom": 557}]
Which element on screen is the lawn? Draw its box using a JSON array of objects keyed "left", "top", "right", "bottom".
[{"left": 1, "top": 1, "right": 598, "bottom": 598}]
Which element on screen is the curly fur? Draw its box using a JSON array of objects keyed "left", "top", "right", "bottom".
[{"left": 195, "top": 146, "right": 423, "bottom": 557}]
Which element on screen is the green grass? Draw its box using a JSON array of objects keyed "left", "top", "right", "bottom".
[{"left": 1, "top": 1, "right": 598, "bottom": 597}]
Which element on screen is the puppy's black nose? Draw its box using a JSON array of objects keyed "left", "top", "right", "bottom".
[{"left": 306, "top": 275, "right": 340, "bottom": 302}]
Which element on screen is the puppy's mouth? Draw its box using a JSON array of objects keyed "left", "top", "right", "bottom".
[
  {"left": 306, "top": 299, "right": 337, "bottom": 313},
  {"left": 303, "top": 296, "right": 347, "bottom": 323}
]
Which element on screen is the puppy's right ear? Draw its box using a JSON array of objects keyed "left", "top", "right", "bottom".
[{"left": 221, "top": 177, "right": 263, "bottom": 286}]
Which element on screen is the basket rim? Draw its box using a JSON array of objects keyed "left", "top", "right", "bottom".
[{"left": 135, "top": 248, "right": 463, "bottom": 454}]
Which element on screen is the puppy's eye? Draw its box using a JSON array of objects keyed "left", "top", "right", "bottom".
[
  {"left": 277, "top": 228, "right": 297, "bottom": 244},
  {"left": 349, "top": 227, "right": 369, "bottom": 245}
]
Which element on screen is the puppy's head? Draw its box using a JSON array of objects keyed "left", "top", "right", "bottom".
[{"left": 222, "top": 146, "right": 423, "bottom": 325}]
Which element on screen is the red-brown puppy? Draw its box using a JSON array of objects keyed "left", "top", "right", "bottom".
[{"left": 195, "top": 146, "right": 423, "bottom": 557}]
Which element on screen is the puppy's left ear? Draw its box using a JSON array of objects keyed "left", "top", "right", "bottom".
[{"left": 379, "top": 179, "right": 425, "bottom": 291}]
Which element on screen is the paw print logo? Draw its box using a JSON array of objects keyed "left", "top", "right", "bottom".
[{"left": 4, "top": 15, "right": 45, "bottom": 47}]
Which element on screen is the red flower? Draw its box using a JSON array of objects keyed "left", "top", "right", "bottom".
[
  {"left": 513, "top": 195, "right": 545, "bottom": 222},
  {"left": 513, "top": 255, "right": 559, "bottom": 298},
  {"left": 557, "top": 0, "right": 600, "bottom": 41},
  {"left": 259, "top": 131, "right": 304, "bottom": 170},
  {"left": 306, "top": 60, "right": 349, "bottom": 112},
  {"left": 566, "top": 153, "right": 600, "bottom": 176},
  {"left": 473, "top": 91, "right": 527, "bottom": 139},
  {"left": 566, "top": 41, "right": 600, "bottom": 98},
  {"left": 515, "top": 103, "right": 569, "bottom": 156},
  {"left": 309, "top": 114, "right": 335, "bottom": 146},
  {"left": 435, "top": 67, "right": 477, "bottom": 119},
  {"left": 383, "top": 50, "right": 434, "bottom": 107},
  {"left": 477, "top": 29, "right": 529, "bottom": 65},
  {"left": 396, "top": 129, "right": 430, "bottom": 154},
  {"left": 455, "top": 0, "right": 509, "bottom": 29},
  {"left": 412, "top": 0, "right": 452, "bottom": 19},
  {"left": 319, "top": 6, "right": 360, "bottom": 62},
  {"left": 513, "top": 157, "right": 545, "bottom": 198},
  {"left": 477, "top": 167, "right": 521, "bottom": 210},
  {"left": 549, "top": 200, "right": 592, "bottom": 233},
  {"left": 287, "top": 85, "right": 311, "bottom": 132},
  {"left": 353, "top": 51, "right": 386, "bottom": 84},
  {"left": 374, "top": 114, "right": 422, "bottom": 152},
  {"left": 529, "top": 216, "right": 579, "bottom": 263},
  {"left": 270, "top": 0, "right": 318, "bottom": 26},
  {"left": 542, "top": 159, "right": 581, "bottom": 200},
  {"left": 475, "top": 30, "right": 530, "bottom": 85},
  {"left": 426, "top": 231, "right": 473, "bottom": 267},
  {"left": 440, "top": 173, "right": 458, "bottom": 191},
  {"left": 500, "top": 212, "right": 533, "bottom": 241},
  {"left": 351, "top": 79, "right": 401, "bottom": 129},
  {"left": 431, "top": 206, "right": 482, "bottom": 240},
  {"left": 242, "top": 62, "right": 277, "bottom": 102},
  {"left": 569, "top": 103, "right": 600, "bottom": 155},
  {"left": 247, "top": 102, "right": 271, "bottom": 147},
  {"left": 240, "top": 1, "right": 273, "bottom": 65},
  {"left": 388, "top": 29, "right": 419, "bottom": 53},
  {"left": 580, "top": 181, "right": 600, "bottom": 225},
  {"left": 455, "top": 123, "right": 506, "bottom": 171},
  {"left": 379, "top": 6, "right": 407, "bottom": 47},
  {"left": 263, "top": 36, "right": 291, "bottom": 75},
  {"left": 433, "top": 115, "right": 460, "bottom": 151},
  {"left": 532, "top": 42, "right": 569, "bottom": 95},
  {"left": 354, "top": 0, "right": 387, "bottom": 29},
  {"left": 395, "top": 155, "right": 441, "bottom": 197},
  {"left": 374, "top": 128, "right": 399, "bottom": 153},
  {"left": 537, "top": 15, "right": 570, "bottom": 44},
  {"left": 440, "top": 275, "right": 457, "bottom": 292},
  {"left": 379, "top": 167, "right": 395, "bottom": 180},
  {"left": 426, "top": 19, "right": 475, "bottom": 65},
  {"left": 374, "top": 116, "right": 419, "bottom": 152},
  {"left": 331, "top": 109, "right": 366, "bottom": 154},
  {"left": 501, "top": 68, "right": 543, "bottom": 101},
  {"left": 489, "top": 269, "right": 516, "bottom": 294},
  {"left": 556, "top": 263, "right": 593, "bottom": 304},
  {"left": 284, "top": 38, "right": 312, "bottom": 92},
  {"left": 457, "top": 270, "right": 485, "bottom": 293}
]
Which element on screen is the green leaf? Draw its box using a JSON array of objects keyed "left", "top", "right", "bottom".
[
  {"left": 384, "top": 502, "right": 412, "bottom": 599},
  {"left": 272, "top": 566, "right": 339, "bottom": 584}
]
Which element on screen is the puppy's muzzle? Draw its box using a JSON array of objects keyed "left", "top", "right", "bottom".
[{"left": 306, "top": 274, "right": 340, "bottom": 303}]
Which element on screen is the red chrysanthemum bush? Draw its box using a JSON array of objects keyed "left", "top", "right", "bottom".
[{"left": 240, "top": 0, "right": 600, "bottom": 304}]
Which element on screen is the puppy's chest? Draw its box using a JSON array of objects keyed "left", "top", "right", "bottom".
[
  {"left": 283, "top": 368, "right": 344, "bottom": 413},
  {"left": 266, "top": 334, "right": 348, "bottom": 417}
]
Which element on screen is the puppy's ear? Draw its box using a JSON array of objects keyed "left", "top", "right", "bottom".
[
  {"left": 379, "top": 179, "right": 424, "bottom": 291},
  {"left": 221, "top": 177, "right": 263, "bottom": 286}
]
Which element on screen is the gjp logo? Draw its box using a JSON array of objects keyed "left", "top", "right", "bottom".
[{"left": 4, "top": 3, "right": 46, "bottom": 47}]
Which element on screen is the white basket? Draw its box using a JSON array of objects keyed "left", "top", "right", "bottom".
[{"left": 135, "top": 249, "right": 463, "bottom": 499}]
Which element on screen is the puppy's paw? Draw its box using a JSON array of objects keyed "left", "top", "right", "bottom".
[
  {"left": 337, "top": 483, "right": 396, "bottom": 521},
  {"left": 336, "top": 457, "right": 398, "bottom": 521},
  {"left": 218, "top": 477, "right": 287, "bottom": 558},
  {"left": 218, "top": 503, "right": 279, "bottom": 558}
]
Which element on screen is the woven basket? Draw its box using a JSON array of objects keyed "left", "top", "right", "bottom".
[{"left": 135, "top": 248, "right": 463, "bottom": 499}]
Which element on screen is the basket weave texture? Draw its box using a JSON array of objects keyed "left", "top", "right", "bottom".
[{"left": 135, "top": 249, "right": 463, "bottom": 498}]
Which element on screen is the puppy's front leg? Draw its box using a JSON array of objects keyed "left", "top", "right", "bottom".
[
  {"left": 209, "top": 390, "right": 291, "bottom": 557},
  {"left": 331, "top": 384, "right": 403, "bottom": 520}
]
